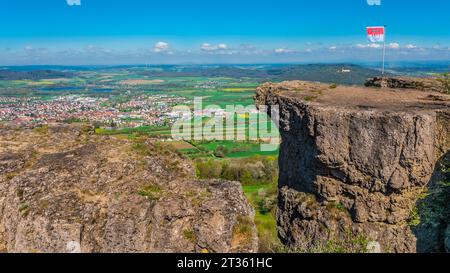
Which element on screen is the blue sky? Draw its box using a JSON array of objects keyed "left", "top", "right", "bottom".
[{"left": 1, "top": 0, "right": 449, "bottom": 65}]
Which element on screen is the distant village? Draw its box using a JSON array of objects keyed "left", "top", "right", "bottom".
[{"left": 0, "top": 94, "right": 189, "bottom": 128}]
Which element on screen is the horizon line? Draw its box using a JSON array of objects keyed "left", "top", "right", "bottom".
[{"left": 1, "top": 60, "right": 449, "bottom": 68}]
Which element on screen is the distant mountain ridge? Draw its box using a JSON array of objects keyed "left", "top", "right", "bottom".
[
  {"left": 0, "top": 70, "right": 74, "bottom": 81},
  {"left": 135, "top": 64, "right": 383, "bottom": 85},
  {"left": 2, "top": 63, "right": 446, "bottom": 85}
]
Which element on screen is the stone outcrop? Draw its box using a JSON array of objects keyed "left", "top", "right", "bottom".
[
  {"left": 365, "top": 76, "right": 446, "bottom": 93},
  {"left": 255, "top": 80, "right": 450, "bottom": 253},
  {"left": 0, "top": 124, "right": 258, "bottom": 253}
]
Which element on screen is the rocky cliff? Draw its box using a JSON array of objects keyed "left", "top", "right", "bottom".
[
  {"left": 0, "top": 124, "right": 258, "bottom": 253},
  {"left": 255, "top": 81, "right": 450, "bottom": 253}
]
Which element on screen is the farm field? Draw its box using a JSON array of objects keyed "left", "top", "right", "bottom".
[{"left": 180, "top": 140, "right": 279, "bottom": 159}]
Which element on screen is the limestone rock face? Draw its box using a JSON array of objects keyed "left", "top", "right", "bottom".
[
  {"left": 255, "top": 81, "right": 450, "bottom": 253},
  {"left": 0, "top": 124, "right": 258, "bottom": 253}
]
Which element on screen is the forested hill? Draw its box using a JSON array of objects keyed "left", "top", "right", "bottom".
[
  {"left": 136, "top": 64, "right": 385, "bottom": 85},
  {"left": 0, "top": 64, "right": 384, "bottom": 85},
  {"left": 0, "top": 69, "right": 74, "bottom": 80}
]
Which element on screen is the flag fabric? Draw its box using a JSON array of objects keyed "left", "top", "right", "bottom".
[{"left": 367, "top": 26, "right": 385, "bottom": 43}]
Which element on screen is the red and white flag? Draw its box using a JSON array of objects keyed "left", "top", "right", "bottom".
[{"left": 367, "top": 26, "right": 385, "bottom": 43}]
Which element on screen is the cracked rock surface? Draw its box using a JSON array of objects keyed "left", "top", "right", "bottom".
[{"left": 0, "top": 124, "right": 257, "bottom": 253}]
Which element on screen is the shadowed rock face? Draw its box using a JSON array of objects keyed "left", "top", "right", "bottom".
[
  {"left": 0, "top": 124, "right": 258, "bottom": 253},
  {"left": 255, "top": 81, "right": 450, "bottom": 253}
]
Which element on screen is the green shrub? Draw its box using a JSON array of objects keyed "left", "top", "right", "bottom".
[
  {"left": 195, "top": 156, "right": 278, "bottom": 185},
  {"left": 412, "top": 154, "right": 449, "bottom": 229},
  {"left": 19, "top": 203, "right": 30, "bottom": 216},
  {"left": 138, "top": 184, "right": 164, "bottom": 201},
  {"left": 33, "top": 124, "right": 49, "bottom": 134},
  {"left": 243, "top": 183, "right": 282, "bottom": 252},
  {"left": 408, "top": 207, "right": 421, "bottom": 227},
  {"left": 303, "top": 96, "right": 317, "bottom": 102},
  {"left": 183, "top": 229, "right": 196, "bottom": 243},
  {"left": 5, "top": 172, "right": 18, "bottom": 180},
  {"left": 232, "top": 215, "right": 254, "bottom": 244},
  {"left": 326, "top": 202, "right": 350, "bottom": 217},
  {"left": 131, "top": 142, "right": 153, "bottom": 156},
  {"left": 214, "top": 145, "right": 229, "bottom": 158},
  {"left": 285, "top": 230, "right": 369, "bottom": 253},
  {"left": 437, "top": 73, "right": 450, "bottom": 94}
]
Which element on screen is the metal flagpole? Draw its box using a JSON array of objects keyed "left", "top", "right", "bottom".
[{"left": 382, "top": 25, "right": 386, "bottom": 75}]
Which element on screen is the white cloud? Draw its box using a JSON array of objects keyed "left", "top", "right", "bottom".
[
  {"left": 356, "top": 43, "right": 421, "bottom": 50},
  {"left": 66, "top": 0, "right": 81, "bottom": 6},
  {"left": 199, "top": 43, "right": 236, "bottom": 55},
  {"left": 200, "top": 43, "right": 214, "bottom": 51},
  {"left": 22, "top": 46, "right": 49, "bottom": 56},
  {"left": 389, "top": 43, "right": 400, "bottom": 49},
  {"left": 274, "top": 48, "right": 294, "bottom": 53},
  {"left": 238, "top": 44, "right": 266, "bottom": 55},
  {"left": 368, "top": 43, "right": 381, "bottom": 48},
  {"left": 240, "top": 44, "right": 255, "bottom": 50},
  {"left": 5, "top": 42, "right": 450, "bottom": 66},
  {"left": 329, "top": 46, "right": 337, "bottom": 50},
  {"left": 217, "top": 44, "right": 228, "bottom": 50},
  {"left": 356, "top": 43, "right": 382, "bottom": 49},
  {"left": 84, "top": 45, "right": 113, "bottom": 54},
  {"left": 200, "top": 43, "right": 230, "bottom": 52},
  {"left": 367, "top": 0, "right": 381, "bottom": 6},
  {"left": 153, "top": 42, "right": 170, "bottom": 53}
]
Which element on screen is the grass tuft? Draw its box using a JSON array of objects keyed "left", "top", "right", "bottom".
[{"left": 138, "top": 184, "right": 164, "bottom": 201}]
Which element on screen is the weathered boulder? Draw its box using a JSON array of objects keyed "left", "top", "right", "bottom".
[
  {"left": 365, "top": 76, "right": 446, "bottom": 93},
  {"left": 0, "top": 124, "right": 258, "bottom": 253},
  {"left": 255, "top": 80, "right": 450, "bottom": 253}
]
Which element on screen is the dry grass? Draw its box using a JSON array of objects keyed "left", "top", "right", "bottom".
[{"left": 231, "top": 215, "right": 254, "bottom": 246}]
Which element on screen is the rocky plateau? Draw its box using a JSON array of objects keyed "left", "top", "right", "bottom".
[{"left": 255, "top": 78, "right": 450, "bottom": 253}]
